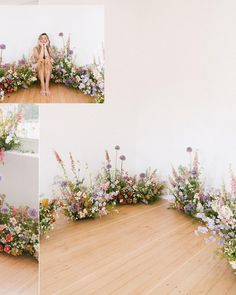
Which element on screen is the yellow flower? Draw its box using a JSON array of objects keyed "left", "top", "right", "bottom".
[{"left": 41, "top": 198, "right": 49, "bottom": 207}]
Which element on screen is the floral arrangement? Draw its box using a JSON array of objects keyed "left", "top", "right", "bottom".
[
  {"left": 168, "top": 147, "right": 207, "bottom": 216},
  {"left": 0, "top": 109, "right": 23, "bottom": 161},
  {"left": 195, "top": 175, "right": 236, "bottom": 273},
  {"left": 0, "top": 34, "right": 104, "bottom": 103},
  {"left": 133, "top": 169, "right": 165, "bottom": 204},
  {"left": 0, "top": 60, "right": 37, "bottom": 101},
  {"left": 52, "top": 33, "right": 104, "bottom": 103},
  {"left": 40, "top": 198, "right": 59, "bottom": 237},
  {"left": 96, "top": 146, "right": 165, "bottom": 205},
  {"left": 0, "top": 194, "right": 39, "bottom": 259},
  {"left": 54, "top": 151, "right": 115, "bottom": 221}
]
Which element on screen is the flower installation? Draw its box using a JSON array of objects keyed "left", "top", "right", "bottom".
[
  {"left": 195, "top": 174, "right": 236, "bottom": 273},
  {"left": 169, "top": 147, "right": 207, "bottom": 216},
  {"left": 0, "top": 34, "right": 104, "bottom": 103},
  {"left": 52, "top": 146, "right": 164, "bottom": 227},
  {"left": 54, "top": 152, "right": 115, "bottom": 221},
  {"left": 0, "top": 194, "right": 39, "bottom": 259},
  {"left": 40, "top": 198, "right": 59, "bottom": 237},
  {"left": 97, "top": 146, "right": 165, "bottom": 205},
  {"left": 0, "top": 108, "right": 22, "bottom": 161}
]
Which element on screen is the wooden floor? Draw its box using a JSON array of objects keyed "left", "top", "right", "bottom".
[
  {"left": 1, "top": 83, "right": 95, "bottom": 103},
  {"left": 40, "top": 199, "right": 235, "bottom": 295},
  {"left": 0, "top": 254, "right": 38, "bottom": 295}
]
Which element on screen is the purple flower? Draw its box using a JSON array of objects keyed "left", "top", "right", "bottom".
[
  {"left": 0, "top": 44, "right": 6, "bottom": 50},
  {"left": 68, "top": 49, "right": 74, "bottom": 55},
  {"left": 186, "top": 147, "right": 192, "bottom": 153},
  {"left": 115, "top": 145, "right": 120, "bottom": 150},
  {"left": 120, "top": 155, "right": 126, "bottom": 161},
  {"left": 28, "top": 208, "right": 38, "bottom": 219},
  {"left": 59, "top": 32, "right": 64, "bottom": 37},
  {"left": 1, "top": 206, "right": 9, "bottom": 214},
  {"left": 106, "top": 164, "right": 112, "bottom": 170},
  {"left": 18, "top": 59, "right": 26, "bottom": 65},
  {"left": 140, "top": 173, "right": 146, "bottom": 179},
  {"left": 70, "top": 203, "right": 78, "bottom": 213},
  {"left": 61, "top": 181, "right": 67, "bottom": 188}
]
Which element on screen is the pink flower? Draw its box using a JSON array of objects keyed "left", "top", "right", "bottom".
[
  {"left": 4, "top": 245, "right": 11, "bottom": 254},
  {"left": 0, "top": 148, "right": 5, "bottom": 162},
  {"left": 54, "top": 151, "right": 62, "bottom": 163},
  {"left": 105, "top": 150, "right": 110, "bottom": 162}
]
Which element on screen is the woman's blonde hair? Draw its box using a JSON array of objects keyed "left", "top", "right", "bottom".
[{"left": 38, "top": 33, "right": 51, "bottom": 53}]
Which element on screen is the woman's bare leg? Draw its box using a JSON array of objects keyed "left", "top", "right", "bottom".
[
  {"left": 45, "top": 60, "right": 52, "bottom": 96},
  {"left": 38, "top": 61, "right": 46, "bottom": 95}
]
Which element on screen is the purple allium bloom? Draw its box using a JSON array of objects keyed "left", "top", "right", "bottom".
[
  {"left": 140, "top": 173, "right": 146, "bottom": 179},
  {"left": 120, "top": 155, "right": 126, "bottom": 161},
  {"left": 106, "top": 164, "right": 112, "bottom": 170},
  {"left": 28, "top": 208, "right": 38, "bottom": 219},
  {"left": 68, "top": 49, "right": 74, "bottom": 55},
  {"left": 0, "top": 44, "right": 6, "bottom": 50},
  {"left": 59, "top": 32, "right": 64, "bottom": 37},
  {"left": 70, "top": 203, "right": 78, "bottom": 213},
  {"left": 1, "top": 206, "right": 9, "bottom": 214},
  {"left": 115, "top": 145, "right": 120, "bottom": 150},
  {"left": 186, "top": 146, "right": 192, "bottom": 153}
]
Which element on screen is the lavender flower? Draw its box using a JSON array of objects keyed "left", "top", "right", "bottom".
[
  {"left": 28, "top": 208, "right": 38, "bottom": 219},
  {"left": 1, "top": 206, "right": 9, "bottom": 214}
]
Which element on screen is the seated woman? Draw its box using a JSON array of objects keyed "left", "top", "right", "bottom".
[{"left": 33, "top": 33, "right": 54, "bottom": 96}]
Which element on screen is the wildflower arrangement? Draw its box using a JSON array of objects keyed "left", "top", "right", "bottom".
[
  {"left": 169, "top": 147, "right": 206, "bottom": 216},
  {"left": 0, "top": 108, "right": 23, "bottom": 161},
  {"left": 40, "top": 198, "right": 59, "bottom": 237},
  {"left": 54, "top": 151, "right": 114, "bottom": 221},
  {"left": 0, "top": 61, "right": 37, "bottom": 101},
  {"left": 51, "top": 33, "right": 104, "bottom": 103},
  {"left": 0, "top": 194, "right": 39, "bottom": 259},
  {"left": 97, "top": 146, "right": 165, "bottom": 205},
  {"left": 195, "top": 176, "right": 236, "bottom": 273},
  {"left": 133, "top": 169, "right": 165, "bottom": 204}
]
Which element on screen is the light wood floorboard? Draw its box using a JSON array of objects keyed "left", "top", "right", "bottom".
[
  {"left": 40, "top": 199, "right": 235, "bottom": 295},
  {"left": 0, "top": 83, "right": 95, "bottom": 103},
  {"left": 0, "top": 254, "right": 38, "bottom": 295}
]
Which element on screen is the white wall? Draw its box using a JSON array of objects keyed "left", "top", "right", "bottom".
[
  {"left": 40, "top": 0, "right": 236, "bottom": 196},
  {"left": 0, "top": 5, "right": 104, "bottom": 65},
  {"left": 0, "top": 152, "right": 39, "bottom": 207}
]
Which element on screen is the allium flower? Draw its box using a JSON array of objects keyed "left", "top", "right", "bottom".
[
  {"left": 106, "top": 164, "right": 112, "bottom": 170},
  {"left": 1, "top": 206, "right": 9, "bottom": 214},
  {"left": 140, "top": 173, "right": 146, "bottom": 179},
  {"left": 59, "top": 32, "right": 64, "bottom": 37},
  {"left": 68, "top": 49, "right": 74, "bottom": 55},
  {"left": 186, "top": 147, "right": 192, "bottom": 153},
  {"left": 0, "top": 44, "right": 6, "bottom": 50},
  {"left": 120, "top": 155, "right": 126, "bottom": 161},
  {"left": 115, "top": 145, "right": 120, "bottom": 150}
]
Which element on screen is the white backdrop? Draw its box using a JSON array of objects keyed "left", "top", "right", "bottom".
[
  {"left": 40, "top": 0, "right": 236, "bottom": 196},
  {"left": 0, "top": 5, "right": 104, "bottom": 65}
]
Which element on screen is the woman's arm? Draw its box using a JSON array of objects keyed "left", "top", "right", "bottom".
[{"left": 33, "top": 46, "right": 44, "bottom": 62}]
